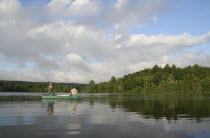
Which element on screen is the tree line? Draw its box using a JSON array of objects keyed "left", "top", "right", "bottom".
[
  {"left": 86, "top": 64, "right": 210, "bottom": 93},
  {"left": 0, "top": 81, "right": 86, "bottom": 92}
]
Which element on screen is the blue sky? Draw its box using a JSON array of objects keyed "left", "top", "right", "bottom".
[
  {"left": 20, "top": 0, "right": 51, "bottom": 6},
  {"left": 0, "top": 0, "right": 210, "bottom": 82},
  {"left": 130, "top": 0, "right": 210, "bottom": 36}
]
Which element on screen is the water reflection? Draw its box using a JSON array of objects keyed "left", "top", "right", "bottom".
[
  {"left": 71, "top": 102, "right": 78, "bottom": 111},
  {"left": 66, "top": 123, "right": 81, "bottom": 135},
  {"left": 40, "top": 100, "right": 82, "bottom": 136},
  {"left": 42, "top": 100, "right": 80, "bottom": 115},
  {"left": 1, "top": 94, "right": 210, "bottom": 138},
  {"left": 86, "top": 94, "right": 210, "bottom": 122},
  {"left": 47, "top": 101, "right": 54, "bottom": 114}
]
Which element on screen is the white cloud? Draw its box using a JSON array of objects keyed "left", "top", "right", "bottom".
[
  {"left": 0, "top": 70, "right": 47, "bottom": 82},
  {"left": 125, "top": 33, "right": 210, "bottom": 53},
  {"left": 47, "top": 0, "right": 102, "bottom": 18},
  {"left": 0, "top": 0, "right": 21, "bottom": 14},
  {"left": 69, "top": 0, "right": 102, "bottom": 16},
  {"left": 48, "top": 0, "right": 72, "bottom": 8},
  {"left": 0, "top": 0, "right": 209, "bottom": 83},
  {"left": 66, "top": 54, "right": 83, "bottom": 63},
  {"left": 108, "top": 0, "right": 168, "bottom": 31}
]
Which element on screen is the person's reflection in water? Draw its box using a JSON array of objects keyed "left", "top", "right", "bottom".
[
  {"left": 71, "top": 102, "right": 78, "bottom": 114},
  {"left": 47, "top": 101, "right": 54, "bottom": 114}
]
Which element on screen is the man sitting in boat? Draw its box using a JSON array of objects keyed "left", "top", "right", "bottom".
[
  {"left": 71, "top": 88, "right": 78, "bottom": 96},
  {"left": 48, "top": 82, "right": 54, "bottom": 96}
]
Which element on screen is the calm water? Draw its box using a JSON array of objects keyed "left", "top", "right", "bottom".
[{"left": 1, "top": 93, "right": 210, "bottom": 138}]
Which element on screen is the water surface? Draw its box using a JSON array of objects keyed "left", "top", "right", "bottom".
[{"left": 0, "top": 94, "right": 210, "bottom": 138}]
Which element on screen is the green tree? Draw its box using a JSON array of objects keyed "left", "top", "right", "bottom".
[{"left": 87, "top": 80, "right": 96, "bottom": 93}]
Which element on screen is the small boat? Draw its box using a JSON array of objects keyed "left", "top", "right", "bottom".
[{"left": 42, "top": 95, "right": 82, "bottom": 100}]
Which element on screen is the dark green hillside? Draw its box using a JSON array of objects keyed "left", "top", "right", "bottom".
[
  {"left": 86, "top": 64, "right": 210, "bottom": 93},
  {"left": 0, "top": 80, "right": 86, "bottom": 92}
]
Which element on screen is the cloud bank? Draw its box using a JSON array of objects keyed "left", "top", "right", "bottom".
[{"left": 0, "top": 0, "right": 210, "bottom": 83}]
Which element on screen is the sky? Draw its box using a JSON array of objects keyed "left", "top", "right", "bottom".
[{"left": 0, "top": 0, "right": 210, "bottom": 83}]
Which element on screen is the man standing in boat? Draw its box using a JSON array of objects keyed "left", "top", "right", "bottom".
[
  {"left": 48, "top": 82, "right": 54, "bottom": 96},
  {"left": 71, "top": 88, "right": 78, "bottom": 96}
]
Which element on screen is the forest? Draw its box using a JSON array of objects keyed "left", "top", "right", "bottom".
[
  {"left": 86, "top": 64, "right": 210, "bottom": 93},
  {"left": 1, "top": 64, "right": 210, "bottom": 93},
  {"left": 0, "top": 81, "right": 86, "bottom": 92}
]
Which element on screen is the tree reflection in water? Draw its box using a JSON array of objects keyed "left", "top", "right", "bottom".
[{"left": 86, "top": 94, "right": 210, "bottom": 122}]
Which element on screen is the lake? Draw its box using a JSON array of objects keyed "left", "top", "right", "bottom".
[{"left": 0, "top": 93, "right": 210, "bottom": 138}]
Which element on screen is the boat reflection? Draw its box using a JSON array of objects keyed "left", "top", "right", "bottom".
[{"left": 42, "top": 99, "right": 81, "bottom": 115}]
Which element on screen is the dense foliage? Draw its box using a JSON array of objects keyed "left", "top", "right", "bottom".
[
  {"left": 0, "top": 81, "right": 86, "bottom": 92},
  {"left": 86, "top": 64, "right": 210, "bottom": 93}
]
